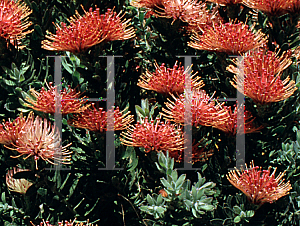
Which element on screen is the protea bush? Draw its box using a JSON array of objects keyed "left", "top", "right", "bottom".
[{"left": 0, "top": 0, "right": 300, "bottom": 225}]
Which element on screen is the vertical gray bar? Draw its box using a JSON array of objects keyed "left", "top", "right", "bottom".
[
  {"left": 235, "top": 56, "right": 245, "bottom": 169},
  {"left": 98, "top": 56, "right": 123, "bottom": 170},
  {"left": 176, "top": 56, "right": 202, "bottom": 170},
  {"left": 46, "top": 55, "right": 70, "bottom": 171},
  {"left": 54, "top": 56, "right": 63, "bottom": 170}
]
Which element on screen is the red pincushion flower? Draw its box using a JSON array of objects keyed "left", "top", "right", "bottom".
[
  {"left": 137, "top": 61, "right": 204, "bottom": 95},
  {"left": 6, "top": 112, "right": 72, "bottom": 170},
  {"left": 68, "top": 103, "right": 134, "bottom": 132},
  {"left": 206, "top": 0, "right": 242, "bottom": 5},
  {"left": 227, "top": 48, "right": 297, "bottom": 104},
  {"left": 24, "top": 82, "right": 90, "bottom": 115},
  {"left": 242, "top": 0, "right": 297, "bottom": 16},
  {"left": 184, "top": 5, "right": 223, "bottom": 34},
  {"left": 227, "top": 161, "right": 292, "bottom": 206},
  {"left": 156, "top": 0, "right": 209, "bottom": 24},
  {"left": 0, "top": 0, "right": 33, "bottom": 47},
  {"left": 42, "top": 6, "right": 135, "bottom": 53},
  {"left": 162, "top": 89, "right": 229, "bottom": 128},
  {"left": 188, "top": 20, "right": 267, "bottom": 55},
  {"left": 131, "top": 0, "right": 163, "bottom": 9},
  {"left": 120, "top": 117, "right": 184, "bottom": 153},
  {"left": 213, "top": 105, "right": 263, "bottom": 135},
  {"left": 0, "top": 113, "right": 26, "bottom": 146}
]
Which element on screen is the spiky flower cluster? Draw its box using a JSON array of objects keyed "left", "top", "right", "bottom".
[
  {"left": 68, "top": 103, "right": 134, "bottom": 132},
  {"left": 0, "top": 0, "right": 33, "bottom": 47},
  {"left": 188, "top": 21, "right": 267, "bottom": 55},
  {"left": 214, "top": 105, "right": 262, "bottom": 135},
  {"left": 0, "top": 113, "right": 27, "bottom": 146},
  {"left": 227, "top": 161, "right": 292, "bottom": 206},
  {"left": 6, "top": 167, "right": 32, "bottom": 194},
  {"left": 6, "top": 112, "right": 72, "bottom": 170},
  {"left": 206, "top": 0, "right": 242, "bottom": 5},
  {"left": 162, "top": 89, "right": 229, "bottom": 128},
  {"left": 242, "top": 0, "right": 300, "bottom": 16},
  {"left": 227, "top": 48, "right": 297, "bottom": 104},
  {"left": 42, "top": 6, "right": 135, "bottom": 53},
  {"left": 120, "top": 117, "right": 184, "bottom": 153},
  {"left": 156, "top": 0, "right": 208, "bottom": 24},
  {"left": 137, "top": 61, "right": 204, "bottom": 95},
  {"left": 24, "top": 82, "right": 90, "bottom": 115},
  {"left": 130, "top": 0, "right": 163, "bottom": 9},
  {"left": 130, "top": 0, "right": 222, "bottom": 33}
]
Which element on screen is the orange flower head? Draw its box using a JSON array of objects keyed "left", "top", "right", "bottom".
[
  {"left": 68, "top": 103, "right": 134, "bottom": 132},
  {"left": 137, "top": 61, "right": 204, "bottom": 95},
  {"left": 6, "top": 167, "right": 32, "bottom": 194},
  {"left": 156, "top": 0, "right": 208, "bottom": 24},
  {"left": 227, "top": 48, "right": 297, "bottom": 104},
  {"left": 162, "top": 89, "right": 229, "bottom": 128},
  {"left": 131, "top": 0, "right": 163, "bottom": 9},
  {"left": 188, "top": 21, "right": 267, "bottom": 55},
  {"left": 0, "top": 113, "right": 26, "bottom": 146},
  {"left": 6, "top": 112, "right": 72, "bottom": 170},
  {"left": 42, "top": 6, "right": 135, "bottom": 53},
  {"left": 242, "top": 0, "right": 294, "bottom": 16},
  {"left": 24, "top": 82, "right": 90, "bottom": 115},
  {"left": 184, "top": 5, "right": 223, "bottom": 34},
  {"left": 0, "top": 0, "right": 33, "bottom": 47},
  {"left": 227, "top": 161, "right": 292, "bottom": 206},
  {"left": 214, "top": 105, "right": 262, "bottom": 135},
  {"left": 206, "top": 0, "right": 242, "bottom": 5},
  {"left": 120, "top": 117, "right": 184, "bottom": 153},
  {"left": 286, "top": 0, "right": 300, "bottom": 14}
]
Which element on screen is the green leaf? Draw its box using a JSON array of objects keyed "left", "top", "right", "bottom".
[
  {"left": 246, "top": 210, "right": 255, "bottom": 218},
  {"left": 139, "top": 11, "right": 145, "bottom": 22},
  {"left": 171, "top": 170, "right": 178, "bottom": 182},
  {"left": 1, "top": 192, "right": 5, "bottom": 202},
  {"left": 135, "top": 105, "right": 146, "bottom": 117},
  {"left": 37, "top": 188, "right": 47, "bottom": 196},
  {"left": 161, "top": 178, "right": 172, "bottom": 190},
  {"left": 62, "top": 58, "right": 74, "bottom": 74},
  {"left": 199, "top": 204, "right": 214, "bottom": 211},
  {"left": 155, "top": 206, "right": 166, "bottom": 214},
  {"left": 156, "top": 194, "right": 164, "bottom": 205},
  {"left": 290, "top": 39, "right": 300, "bottom": 49},
  {"left": 68, "top": 179, "right": 79, "bottom": 198},
  {"left": 72, "top": 71, "right": 84, "bottom": 84},
  {"left": 175, "top": 174, "right": 186, "bottom": 190},
  {"left": 2, "top": 78, "right": 16, "bottom": 86},
  {"left": 234, "top": 216, "right": 241, "bottom": 223},
  {"left": 145, "top": 18, "right": 152, "bottom": 26},
  {"left": 34, "top": 24, "right": 43, "bottom": 36},
  {"left": 146, "top": 194, "right": 155, "bottom": 205},
  {"left": 233, "top": 206, "right": 242, "bottom": 215}
]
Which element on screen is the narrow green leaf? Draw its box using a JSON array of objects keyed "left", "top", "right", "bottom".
[{"left": 175, "top": 174, "right": 186, "bottom": 190}]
